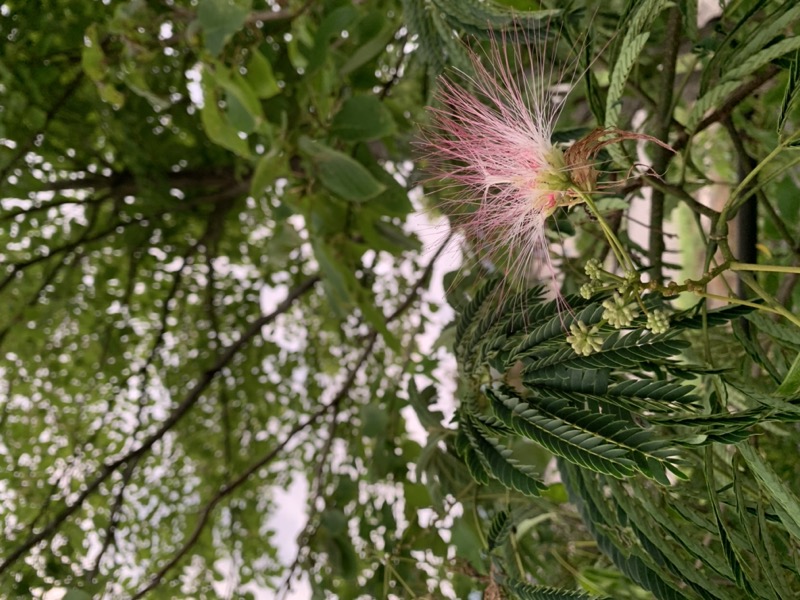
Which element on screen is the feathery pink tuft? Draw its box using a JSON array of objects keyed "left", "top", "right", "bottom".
[{"left": 421, "top": 27, "right": 583, "bottom": 287}]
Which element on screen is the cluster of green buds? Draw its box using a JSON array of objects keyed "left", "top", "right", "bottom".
[
  {"left": 646, "top": 309, "right": 670, "bottom": 334},
  {"left": 602, "top": 292, "right": 638, "bottom": 328},
  {"left": 567, "top": 259, "right": 672, "bottom": 356},
  {"left": 566, "top": 320, "right": 604, "bottom": 356},
  {"left": 579, "top": 258, "right": 603, "bottom": 299}
]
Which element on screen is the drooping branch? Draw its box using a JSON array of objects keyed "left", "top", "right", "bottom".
[{"left": 0, "top": 275, "right": 320, "bottom": 575}]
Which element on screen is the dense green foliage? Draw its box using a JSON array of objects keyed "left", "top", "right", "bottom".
[{"left": 2, "top": 0, "right": 800, "bottom": 599}]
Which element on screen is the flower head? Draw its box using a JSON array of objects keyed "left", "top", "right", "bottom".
[
  {"left": 421, "top": 27, "right": 585, "bottom": 285},
  {"left": 421, "top": 27, "right": 671, "bottom": 290}
]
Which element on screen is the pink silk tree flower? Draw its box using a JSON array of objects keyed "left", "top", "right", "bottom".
[
  {"left": 421, "top": 30, "right": 579, "bottom": 286},
  {"left": 421, "top": 28, "right": 657, "bottom": 288}
]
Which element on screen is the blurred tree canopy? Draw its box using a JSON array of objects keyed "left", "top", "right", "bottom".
[{"left": 2, "top": 0, "right": 800, "bottom": 599}]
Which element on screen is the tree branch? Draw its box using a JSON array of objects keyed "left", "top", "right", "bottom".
[
  {"left": 0, "top": 72, "right": 84, "bottom": 184},
  {"left": 0, "top": 275, "right": 320, "bottom": 575},
  {"left": 647, "top": 8, "right": 681, "bottom": 284}
]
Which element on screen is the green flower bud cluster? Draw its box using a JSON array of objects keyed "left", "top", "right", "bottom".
[
  {"left": 579, "top": 283, "right": 595, "bottom": 299},
  {"left": 646, "top": 309, "right": 670, "bottom": 334},
  {"left": 580, "top": 259, "right": 605, "bottom": 299},
  {"left": 602, "top": 292, "right": 639, "bottom": 329},
  {"left": 566, "top": 321, "right": 603, "bottom": 356},
  {"left": 584, "top": 258, "right": 602, "bottom": 281}
]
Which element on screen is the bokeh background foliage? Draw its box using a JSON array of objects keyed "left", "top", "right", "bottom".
[{"left": 1, "top": 0, "right": 800, "bottom": 599}]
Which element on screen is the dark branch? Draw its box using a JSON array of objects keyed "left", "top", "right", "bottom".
[{"left": 647, "top": 8, "right": 681, "bottom": 285}]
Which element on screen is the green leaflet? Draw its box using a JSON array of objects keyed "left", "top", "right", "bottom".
[
  {"left": 486, "top": 509, "right": 511, "bottom": 551},
  {"left": 776, "top": 352, "right": 800, "bottom": 397},
  {"left": 704, "top": 447, "right": 755, "bottom": 594},
  {"left": 453, "top": 279, "right": 799, "bottom": 598},
  {"left": 505, "top": 301, "right": 603, "bottom": 362},
  {"left": 298, "top": 137, "right": 386, "bottom": 202},
  {"left": 522, "top": 329, "right": 688, "bottom": 374},
  {"left": 485, "top": 385, "right": 683, "bottom": 484},
  {"left": 725, "top": 36, "right": 800, "bottom": 85},
  {"left": 686, "top": 80, "right": 741, "bottom": 132},
  {"left": 331, "top": 96, "right": 396, "bottom": 142},
  {"left": 197, "top": 0, "right": 251, "bottom": 56},
  {"left": 738, "top": 442, "right": 800, "bottom": 541},
  {"left": 461, "top": 414, "right": 547, "bottom": 497},
  {"left": 502, "top": 578, "right": 609, "bottom": 600},
  {"left": 560, "top": 463, "right": 688, "bottom": 600},
  {"left": 779, "top": 49, "right": 800, "bottom": 136},
  {"left": 454, "top": 274, "right": 503, "bottom": 357},
  {"left": 604, "top": 0, "right": 670, "bottom": 163}
]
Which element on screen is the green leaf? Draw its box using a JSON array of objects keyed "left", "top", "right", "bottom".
[
  {"left": 210, "top": 65, "right": 264, "bottom": 132},
  {"left": 123, "top": 69, "right": 171, "bottom": 110},
  {"left": 776, "top": 352, "right": 800, "bottom": 396},
  {"left": 451, "top": 516, "right": 486, "bottom": 571},
  {"left": 357, "top": 211, "right": 419, "bottom": 255},
  {"left": 197, "top": 0, "right": 252, "bottom": 56},
  {"left": 560, "top": 464, "right": 688, "bottom": 600},
  {"left": 686, "top": 80, "right": 741, "bottom": 132},
  {"left": 331, "top": 96, "right": 396, "bottom": 141},
  {"left": 486, "top": 385, "right": 683, "bottom": 484},
  {"left": 312, "top": 239, "right": 358, "bottom": 315},
  {"left": 306, "top": 6, "right": 359, "bottom": 74},
  {"left": 311, "top": 239, "right": 399, "bottom": 351},
  {"left": 361, "top": 403, "right": 389, "bottom": 437},
  {"left": 250, "top": 151, "right": 287, "bottom": 198},
  {"left": 738, "top": 442, "right": 800, "bottom": 540},
  {"left": 63, "top": 592, "right": 92, "bottom": 600},
  {"left": 523, "top": 330, "right": 688, "bottom": 374},
  {"left": 403, "top": 481, "right": 430, "bottom": 511},
  {"left": 778, "top": 49, "right": 800, "bottom": 135},
  {"left": 487, "top": 509, "right": 511, "bottom": 551},
  {"left": 298, "top": 137, "right": 386, "bottom": 202},
  {"left": 502, "top": 578, "right": 607, "bottom": 600},
  {"left": 340, "top": 16, "right": 396, "bottom": 76},
  {"left": 462, "top": 414, "right": 546, "bottom": 497},
  {"left": 200, "top": 74, "right": 251, "bottom": 157},
  {"left": 81, "top": 24, "right": 105, "bottom": 82},
  {"left": 605, "top": 32, "right": 650, "bottom": 131},
  {"left": 245, "top": 48, "right": 280, "bottom": 99},
  {"left": 406, "top": 380, "right": 444, "bottom": 430},
  {"left": 704, "top": 447, "right": 754, "bottom": 593},
  {"left": 724, "top": 36, "right": 800, "bottom": 84}
]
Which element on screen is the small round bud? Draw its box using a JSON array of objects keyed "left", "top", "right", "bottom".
[{"left": 580, "top": 283, "right": 595, "bottom": 299}]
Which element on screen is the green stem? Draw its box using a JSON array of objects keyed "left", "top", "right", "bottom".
[
  {"left": 718, "top": 130, "right": 800, "bottom": 232},
  {"left": 577, "top": 191, "right": 635, "bottom": 273},
  {"left": 718, "top": 239, "right": 800, "bottom": 329},
  {"left": 691, "top": 291, "right": 774, "bottom": 313},
  {"left": 734, "top": 270, "right": 800, "bottom": 329},
  {"left": 730, "top": 262, "right": 800, "bottom": 275}
]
